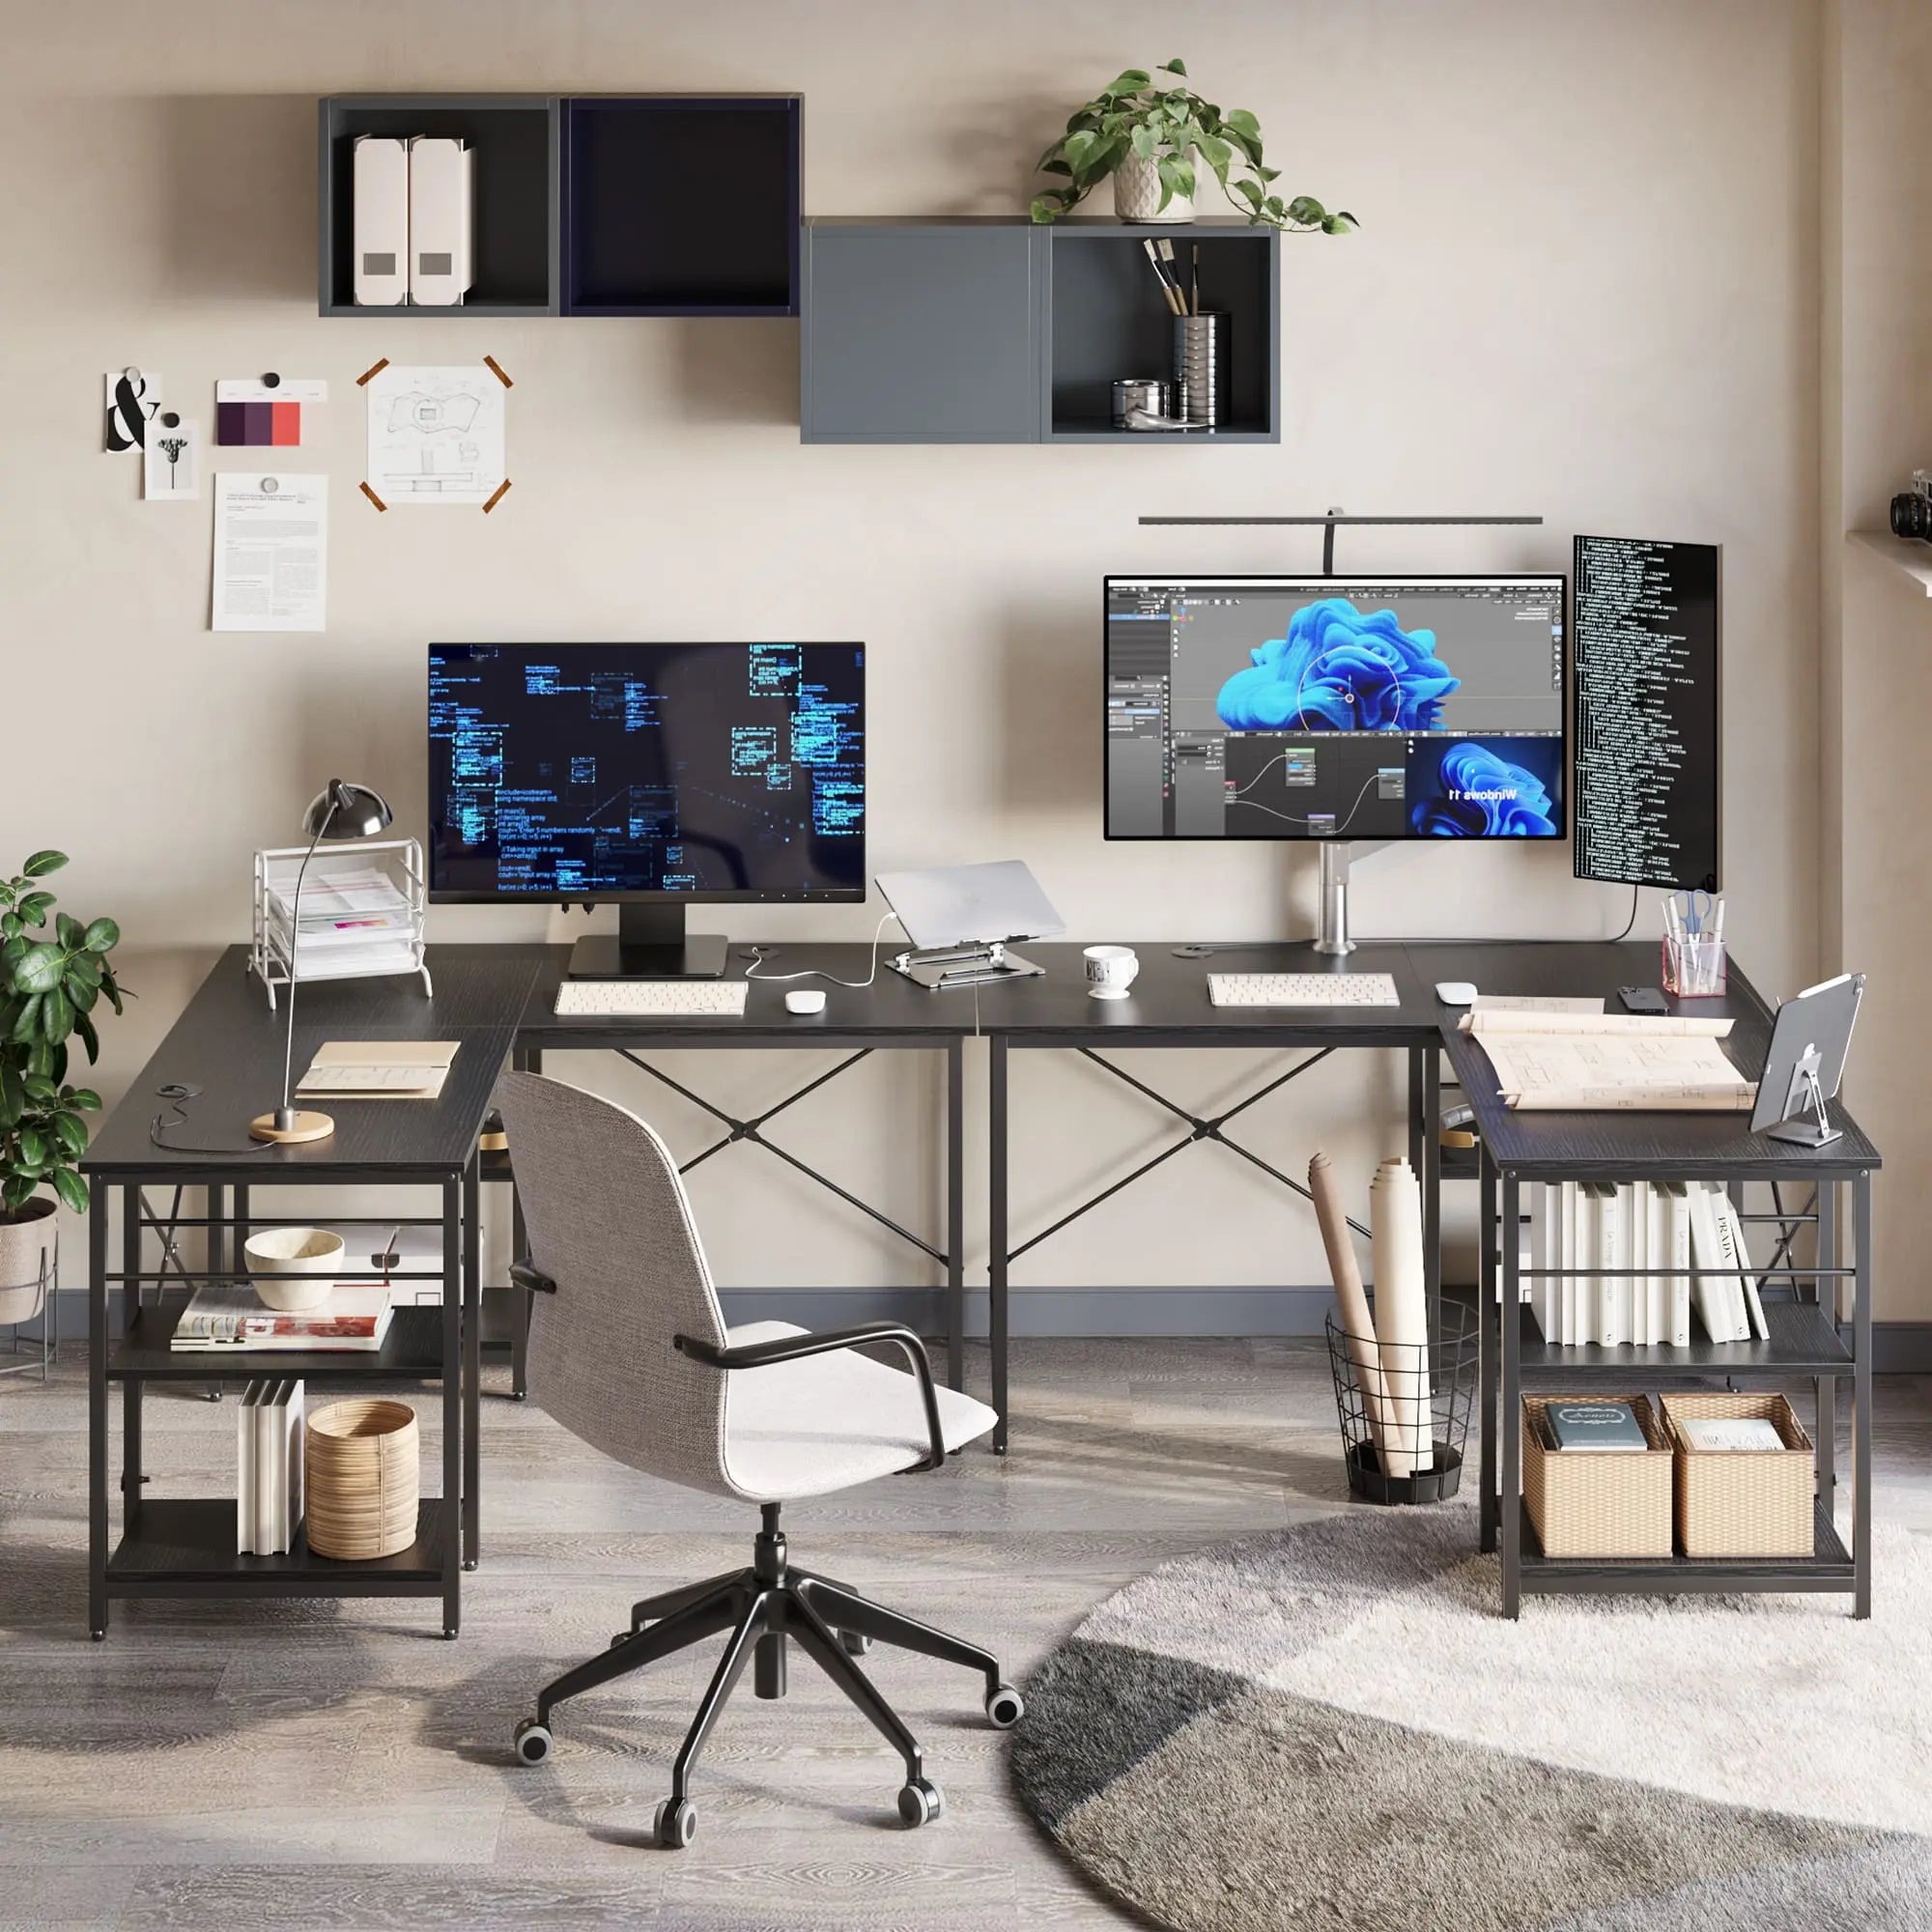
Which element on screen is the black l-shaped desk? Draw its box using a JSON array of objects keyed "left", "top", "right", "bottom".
[{"left": 83, "top": 936, "right": 1878, "bottom": 1632}]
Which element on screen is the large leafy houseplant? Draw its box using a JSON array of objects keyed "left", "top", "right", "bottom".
[
  {"left": 1031, "top": 59, "right": 1355, "bottom": 234},
  {"left": 0, "top": 852, "right": 124, "bottom": 1222}
]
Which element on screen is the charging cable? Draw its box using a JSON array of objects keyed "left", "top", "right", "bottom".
[{"left": 742, "top": 911, "right": 905, "bottom": 990}]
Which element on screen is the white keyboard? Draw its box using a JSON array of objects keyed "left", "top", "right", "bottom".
[
  {"left": 1208, "top": 972, "right": 1401, "bottom": 1009},
  {"left": 554, "top": 979, "right": 750, "bottom": 1017}
]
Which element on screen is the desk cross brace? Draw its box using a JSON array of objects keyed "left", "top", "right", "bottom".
[
  {"left": 1007, "top": 1047, "right": 1365, "bottom": 1265},
  {"left": 615, "top": 1048, "right": 948, "bottom": 1268}
]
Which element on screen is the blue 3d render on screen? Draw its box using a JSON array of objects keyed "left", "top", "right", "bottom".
[{"left": 1104, "top": 576, "right": 1566, "bottom": 841}]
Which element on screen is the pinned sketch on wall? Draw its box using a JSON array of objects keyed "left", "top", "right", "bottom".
[
  {"left": 103, "top": 368, "right": 161, "bottom": 451},
  {"left": 144, "top": 421, "right": 200, "bottom": 500},
  {"left": 216, "top": 376, "right": 328, "bottom": 447},
  {"left": 212, "top": 473, "right": 327, "bottom": 632},
  {"left": 360, "top": 359, "right": 510, "bottom": 511}
]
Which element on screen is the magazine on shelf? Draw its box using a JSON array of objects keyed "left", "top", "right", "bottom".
[{"left": 170, "top": 1283, "right": 393, "bottom": 1352}]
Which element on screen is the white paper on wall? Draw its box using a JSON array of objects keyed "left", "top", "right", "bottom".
[
  {"left": 364, "top": 363, "right": 506, "bottom": 506},
  {"left": 103, "top": 368, "right": 161, "bottom": 451},
  {"left": 212, "top": 472, "right": 327, "bottom": 632},
  {"left": 144, "top": 421, "right": 200, "bottom": 500}
]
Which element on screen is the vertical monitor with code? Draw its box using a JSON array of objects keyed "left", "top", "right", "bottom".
[
  {"left": 1105, "top": 576, "right": 1567, "bottom": 841},
  {"left": 427, "top": 642, "right": 865, "bottom": 903},
  {"left": 1572, "top": 537, "right": 1720, "bottom": 893}
]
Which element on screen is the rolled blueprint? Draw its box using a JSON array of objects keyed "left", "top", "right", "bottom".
[
  {"left": 1309, "top": 1151, "right": 1392, "bottom": 1467},
  {"left": 1370, "top": 1157, "right": 1432, "bottom": 1478}
]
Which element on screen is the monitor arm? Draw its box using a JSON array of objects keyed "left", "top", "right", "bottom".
[{"left": 1312, "top": 840, "right": 1388, "bottom": 955}]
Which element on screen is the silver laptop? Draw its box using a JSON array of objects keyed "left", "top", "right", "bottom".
[{"left": 875, "top": 862, "right": 1064, "bottom": 989}]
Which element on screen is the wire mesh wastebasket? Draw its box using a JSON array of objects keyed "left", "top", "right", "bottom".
[{"left": 1325, "top": 1300, "right": 1476, "bottom": 1504}]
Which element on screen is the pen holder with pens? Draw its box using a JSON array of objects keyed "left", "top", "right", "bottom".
[{"left": 1662, "top": 930, "right": 1726, "bottom": 998}]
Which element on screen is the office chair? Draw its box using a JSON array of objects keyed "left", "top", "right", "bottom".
[{"left": 496, "top": 1070, "right": 1022, "bottom": 1847}]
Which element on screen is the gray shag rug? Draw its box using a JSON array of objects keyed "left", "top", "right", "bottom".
[{"left": 1009, "top": 1508, "right": 1932, "bottom": 1931}]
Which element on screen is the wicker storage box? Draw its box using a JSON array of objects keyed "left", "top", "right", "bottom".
[
  {"left": 305, "top": 1398, "right": 419, "bottom": 1559},
  {"left": 1522, "top": 1392, "right": 1674, "bottom": 1558},
  {"left": 1661, "top": 1391, "right": 1815, "bottom": 1558}
]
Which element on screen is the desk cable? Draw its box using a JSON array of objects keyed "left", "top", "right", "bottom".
[
  {"left": 148, "top": 1083, "right": 259, "bottom": 1155},
  {"left": 741, "top": 911, "right": 905, "bottom": 989}
]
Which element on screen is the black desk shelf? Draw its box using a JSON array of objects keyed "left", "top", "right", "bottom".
[
  {"left": 107, "top": 1305, "right": 446, "bottom": 1384},
  {"left": 1512, "top": 1299, "right": 1852, "bottom": 1379},
  {"left": 1518, "top": 1501, "right": 1853, "bottom": 1597},
  {"left": 109, "top": 1499, "right": 445, "bottom": 1596}
]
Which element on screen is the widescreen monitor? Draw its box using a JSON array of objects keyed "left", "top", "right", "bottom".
[{"left": 1104, "top": 575, "right": 1567, "bottom": 841}]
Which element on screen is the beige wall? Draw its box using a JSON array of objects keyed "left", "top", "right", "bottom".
[
  {"left": 1827, "top": 0, "right": 1932, "bottom": 1320},
  {"left": 1, "top": 0, "right": 1833, "bottom": 1303}
]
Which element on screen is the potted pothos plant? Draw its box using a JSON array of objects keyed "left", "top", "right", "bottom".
[
  {"left": 1032, "top": 59, "right": 1355, "bottom": 234},
  {"left": 0, "top": 852, "right": 125, "bottom": 1317}
]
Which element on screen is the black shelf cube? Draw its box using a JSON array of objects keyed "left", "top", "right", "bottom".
[
  {"left": 319, "top": 95, "right": 559, "bottom": 316},
  {"left": 561, "top": 97, "right": 800, "bottom": 316},
  {"left": 1044, "top": 220, "right": 1278, "bottom": 441}
]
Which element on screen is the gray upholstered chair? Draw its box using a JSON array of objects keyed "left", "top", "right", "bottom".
[{"left": 497, "top": 1070, "right": 1021, "bottom": 1847}]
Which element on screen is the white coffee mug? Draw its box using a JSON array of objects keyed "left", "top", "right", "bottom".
[{"left": 1084, "top": 944, "right": 1139, "bottom": 1001}]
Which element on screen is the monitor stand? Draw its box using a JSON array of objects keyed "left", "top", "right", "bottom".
[
  {"left": 1313, "top": 841, "right": 1355, "bottom": 955},
  {"left": 567, "top": 904, "right": 728, "bottom": 980}
]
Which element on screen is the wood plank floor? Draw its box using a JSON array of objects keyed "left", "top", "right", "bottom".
[{"left": 1, "top": 1340, "right": 1926, "bottom": 1929}]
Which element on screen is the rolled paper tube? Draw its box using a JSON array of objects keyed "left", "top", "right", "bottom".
[
  {"left": 1370, "top": 1157, "right": 1432, "bottom": 1477},
  {"left": 1309, "top": 1151, "right": 1393, "bottom": 1467}
]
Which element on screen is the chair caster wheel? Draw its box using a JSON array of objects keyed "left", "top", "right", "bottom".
[
  {"left": 986, "top": 1684, "right": 1024, "bottom": 1728},
  {"left": 896, "top": 1777, "right": 944, "bottom": 1828},
  {"left": 654, "top": 1797, "right": 696, "bottom": 1848},
  {"left": 838, "top": 1628, "right": 872, "bottom": 1656},
  {"left": 513, "top": 1719, "right": 553, "bottom": 1765}
]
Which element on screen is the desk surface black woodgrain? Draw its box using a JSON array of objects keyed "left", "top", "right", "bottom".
[{"left": 83, "top": 945, "right": 547, "bottom": 1179}]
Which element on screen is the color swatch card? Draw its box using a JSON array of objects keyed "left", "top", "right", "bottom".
[{"left": 216, "top": 378, "right": 327, "bottom": 447}]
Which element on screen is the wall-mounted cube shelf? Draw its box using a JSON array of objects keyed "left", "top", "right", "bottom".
[
  {"left": 801, "top": 216, "right": 1279, "bottom": 445},
  {"left": 320, "top": 95, "right": 559, "bottom": 317},
  {"left": 562, "top": 98, "right": 800, "bottom": 316},
  {"left": 318, "top": 94, "right": 801, "bottom": 319}
]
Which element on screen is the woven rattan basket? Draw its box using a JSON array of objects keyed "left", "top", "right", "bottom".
[
  {"left": 1522, "top": 1392, "right": 1674, "bottom": 1558},
  {"left": 304, "top": 1398, "right": 418, "bottom": 1559},
  {"left": 1660, "top": 1391, "right": 1815, "bottom": 1558}
]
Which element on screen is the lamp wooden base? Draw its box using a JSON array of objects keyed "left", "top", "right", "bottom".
[{"left": 248, "top": 1110, "right": 335, "bottom": 1145}]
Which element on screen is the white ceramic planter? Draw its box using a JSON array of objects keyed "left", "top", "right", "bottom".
[
  {"left": 1112, "top": 149, "right": 1196, "bottom": 223},
  {"left": 0, "top": 1198, "right": 56, "bottom": 1325}
]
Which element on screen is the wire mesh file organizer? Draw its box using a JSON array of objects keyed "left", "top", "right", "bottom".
[
  {"left": 0, "top": 1227, "right": 56, "bottom": 1382},
  {"left": 250, "top": 838, "right": 431, "bottom": 1010},
  {"left": 1326, "top": 1300, "right": 1476, "bottom": 1504}
]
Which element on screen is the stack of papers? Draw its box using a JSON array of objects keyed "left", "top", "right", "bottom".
[
  {"left": 297, "top": 1041, "right": 460, "bottom": 1101},
  {"left": 264, "top": 859, "right": 416, "bottom": 978},
  {"left": 1460, "top": 1004, "right": 1755, "bottom": 1112}
]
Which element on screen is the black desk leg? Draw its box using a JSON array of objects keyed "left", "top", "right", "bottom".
[
  {"left": 1478, "top": 1152, "right": 1497, "bottom": 1555},
  {"left": 1422, "top": 1049, "right": 1441, "bottom": 1322},
  {"left": 1407, "top": 1049, "right": 1423, "bottom": 1171},
  {"left": 463, "top": 1153, "right": 481, "bottom": 1572},
  {"left": 1854, "top": 1171, "right": 1872, "bottom": 1620},
  {"left": 441, "top": 1176, "right": 462, "bottom": 1638},
  {"left": 89, "top": 1181, "right": 109, "bottom": 1640},
  {"left": 947, "top": 1037, "right": 964, "bottom": 1394},
  {"left": 1499, "top": 1172, "right": 1521, "bottom": 1618},
  {"left": 1816, "top": 1180, "right": 1837, "bottom": 1503},
  {"left": 208, "top": 1181, "right": 225, "bottom": 1279},
  {"left": 511, "top": 1043, "right": 539, "bottom": 1402},
  {"left": 121, "top": 1183, "right": 142, "bottom": 1502},
  {"left": 989, "top": 1035, "right": 1009, "bottom": 1455}
]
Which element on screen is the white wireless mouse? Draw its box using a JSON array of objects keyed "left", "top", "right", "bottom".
[
  {"left": 1435, "top": 980, "right": 1478, "bottom": 1007},
  {"left": 784, "top": 989, "right": 827, "bottom": 1015}
]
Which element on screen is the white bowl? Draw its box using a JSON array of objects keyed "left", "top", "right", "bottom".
[{"left": 244, "top": 1226, "right": 346, "bottom": 1312}]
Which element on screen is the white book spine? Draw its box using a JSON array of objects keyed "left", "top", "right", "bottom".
[
  {"left": 254, "top": 1384, "right": 280, "bottom": 1555},
  {"left": 1667, "top": 1186, "right": 1692, "bottom": 1346},
  {"left": 1717, "top": 1193, "right": 1769, "bottom": 1339},
  {"left": 1572, "top": 1184, "right": 1598, "bottom": 1346},
  {"left": 408, "top": 137, "right": 473, "bottom": 306},
  {"left": 237, "top": 1379, "right": 263, "bottom": 1555},
  {"left": 1598, "top": 1184, "right": 1627, "bottom": 1350},
  {"left": 1687, "top": 1184, "right": 1744, "bottom": 1342},
  {"left": 286, "top": 1378, "right": 306, "bottom": 1547},
  {"left": 1642, "top": 1181, "right": 1667, "bottom": 1346},
  {"left": 1534, "top": 1183, "right": 1562, "bottom": 1345},
  {"left": 1559, "top": 1181, "right": 1577, "bottom": 1346}
]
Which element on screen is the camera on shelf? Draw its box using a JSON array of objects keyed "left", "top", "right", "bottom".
[{"left": 1889, "top": 470, "right": 1932, "bottom": 542}]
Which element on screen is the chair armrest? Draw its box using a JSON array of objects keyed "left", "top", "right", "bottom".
[
  {"left": 673, "top": 1322, "right": 947, "bottom": 1472},
  {"left": 509, "top": 1257, "right": 556, "bottom": 1295}
]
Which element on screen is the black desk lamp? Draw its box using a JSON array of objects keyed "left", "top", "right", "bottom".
[{"left": 249, "top": 781, "right": 394, "bottom": 1144}]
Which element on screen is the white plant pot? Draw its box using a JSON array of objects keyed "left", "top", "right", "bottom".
[
  {"left": 1112, "top": 149, "right": 1196, "bottom": 224},
  {"left": 0, "top": 1197, "right": 56, "bottom": 1326}
]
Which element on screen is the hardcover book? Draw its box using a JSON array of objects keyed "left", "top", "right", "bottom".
[
  {"left": 1546, "top": 1400, "right": 1649, "bottom": 1452},
  {"left": 171, "top": 1283, "right": 392, "bottom": 1352}
]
